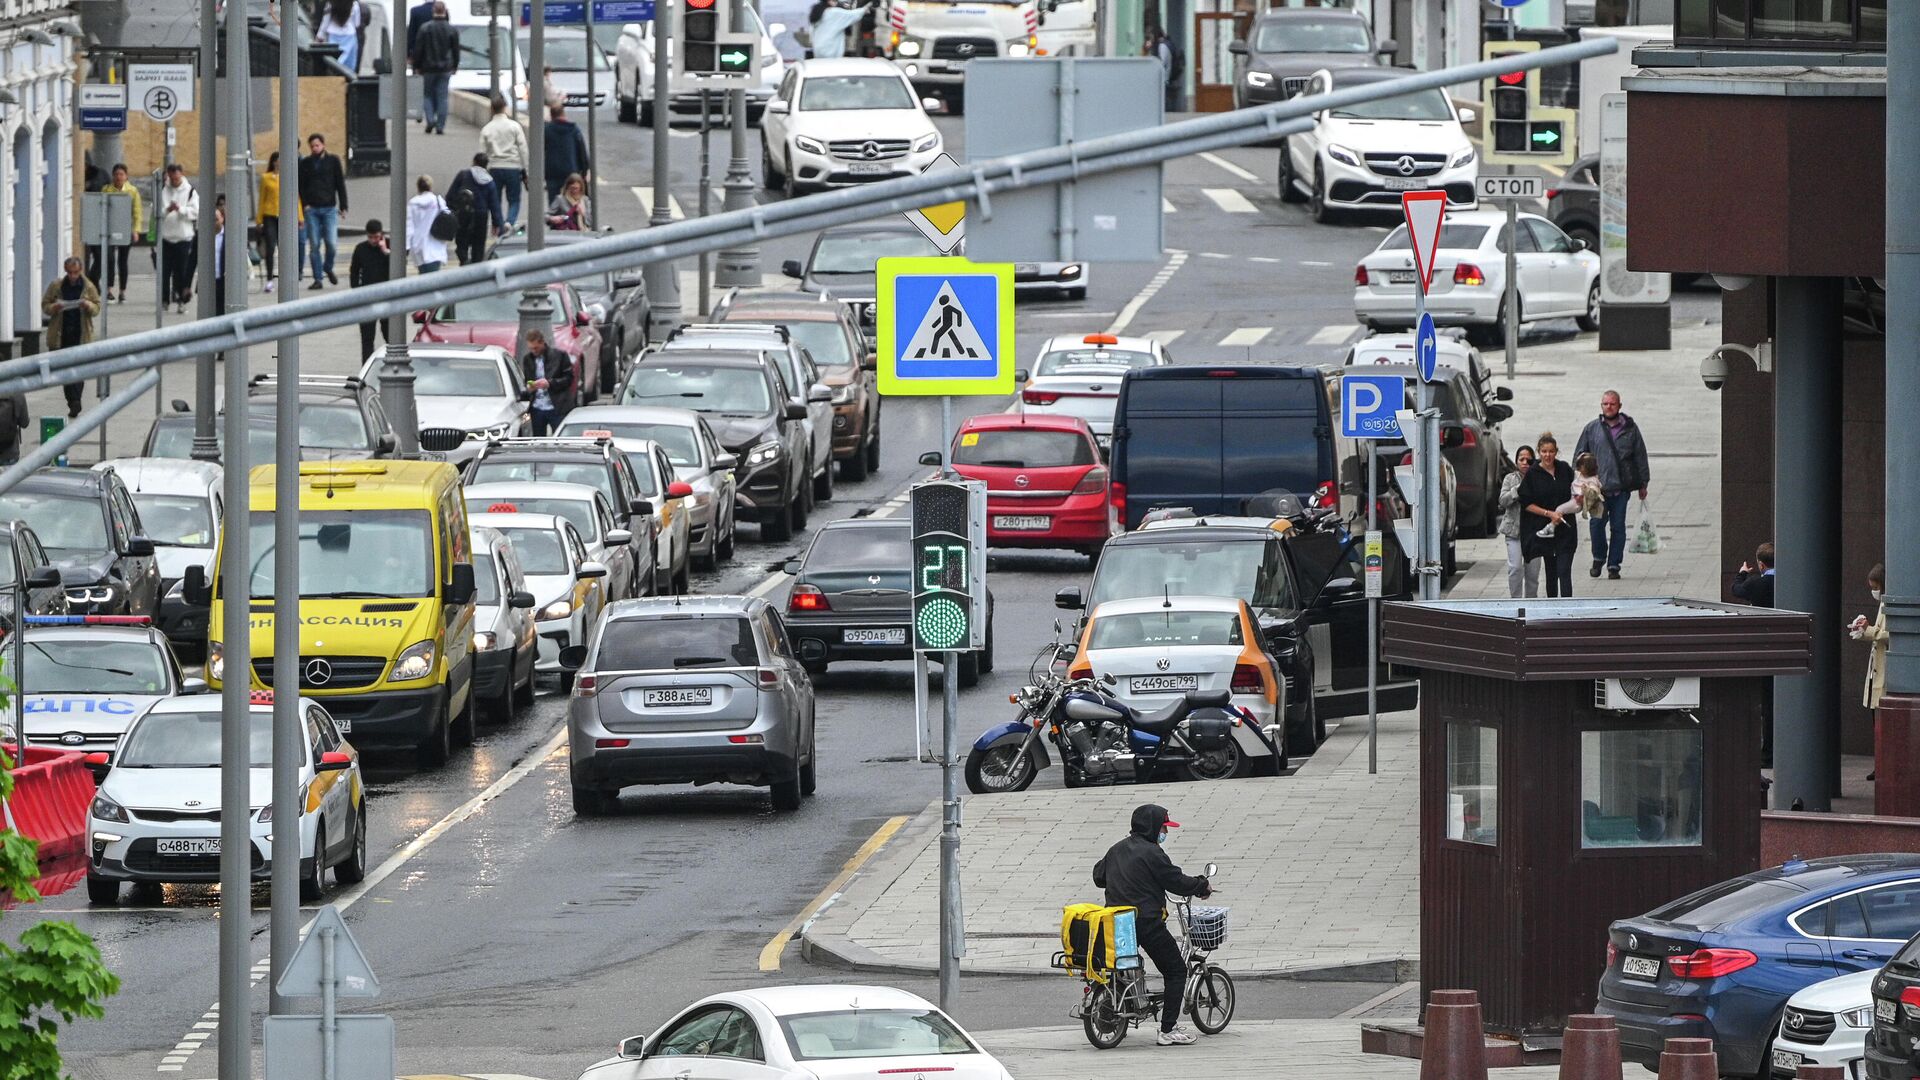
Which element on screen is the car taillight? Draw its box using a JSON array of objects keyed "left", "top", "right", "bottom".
[
  {"left": 1071, "top": 467, "right": 1108, "bottom": 496},
  {"left": 1022, "top": 389, "right": 1060, "bottom": 406},
  {"left": 1231, "top": 664, "right": 1262, "bottom": 694},
  {"left": 1399, "top": 451, "right": 1414, "bottom": 467},
  {"left": 594, "top": 738, "right": 628, "bottom": 748},
  {"left": 1312, "top": 480, "right": 1337, "bottom": 509},
  {"left": 1666, "top": 948, "right": 1757, "bottom": 979},
  {"left": 1353, "top": 265, "right": 1369, "bottom": 286},
  {"left": 1454, "top": 263, "right": 1485, "bottom": 286},
  {"left": 1901, "top": 986, "right": 1920, "bottom": 1019},
  {"left": 1452, "top": 426, "right": 1477, "bottom": 447},
  {"left": 576, "top": 674, "right": 596, "bottom": 697},
  {"left": 1373, "top": 497, "right": 1397, "bottom": 522},
  {"left": 759, "top": 668, "right": 780, "bottom": 685},
  {"left": 1109, "top": 481, "right": 1126, "bottom": 524},
  {"left": 1544, "top": 187, "right": 1559, "bottom": 200},
  {"left": 789, "top": 584, "right": 829, "bottom": 612},
  {"left": 1606, "top": 942, "right": 1618, "bottom": 971}
]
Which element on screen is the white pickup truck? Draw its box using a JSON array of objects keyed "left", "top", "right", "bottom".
[{"left": 881, "top": 0, "right": 1040, "bottom": 111}]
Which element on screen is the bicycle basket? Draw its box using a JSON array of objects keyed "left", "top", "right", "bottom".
[{"left": 1185, "top": 905, "right": 1229, "bottom": 951}]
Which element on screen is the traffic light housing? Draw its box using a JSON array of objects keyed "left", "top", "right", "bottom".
[
  {"left": 670, "top": 0, "right": 757, "bottom": 86},
  {"left": 910, "top": 478, "right": 987, "bottom": 653},
  {"left": 1480, "top": 40, "right": 1577, "bottom": 166}
]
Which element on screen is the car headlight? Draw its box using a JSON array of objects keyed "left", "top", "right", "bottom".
[
  {"left": 1246, "top": 71, "right": 1274, "bottom": 88},
  {"left": 473, "top": 630, "right": 497, "bottom": 652},
  {"left": 760, "top": 50, "right": 778, "bottom": 67},
  {"left": 91, "top": 794, "right": 128, "bottom": 824},
  {"left": 896, "top": 38, "right": 922, "bottom": 57},
  {"left": 913, "top": 132, "right": 940, "bottom": 153},
  {"left": 831, "top": 384, "right": 857, "bottom": 405},
  {"left": 392, "top": 640, "right": 437, "bottom": 682},
  {"left": 794, "top": 135, "right": 828, "bottom": 155},
  {"left": 1326, "top": 143, "right": 1360, "bottom": 167},
  {"left": 541, "top": 598, "right": 573, "bottom": 621},
  {"left": 1060, "top": 263, "right": 1083, "bottom": 280},
  {"left": 468, "top": 420, "right": 517, "bottom": 440},
  {"left": 207, "top": 640, "right": 224, "bottom": 681},
  {"left": 1006, "top": 41, "right": 1030, "bottom": 57},
  {"left": 1450, "top": 146, "right": 1476, "bottom": 168},
  {"left": 1840, "top": 1005, "right": 1875, "bottom": 1028},
  {"left": 746, "top": 441, "right": 783, "bottom": 466}
]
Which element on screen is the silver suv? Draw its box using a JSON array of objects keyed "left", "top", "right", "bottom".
[{"left": 561, "top": 595, "right": 817, "bottom": 816}]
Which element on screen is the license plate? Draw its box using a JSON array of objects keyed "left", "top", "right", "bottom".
[
  {"left": 156, "top": 837, "right": 219, "bottom": 856},
  {"left": 993, "top": 515, "right": 1052, "bottom": 531},
  {"left": 1621, "top": 955, "right": 1661, "bottom": 981},
  {"left": 1381, "top": 177, "right": 1427, "bottom": 191},
  {"left": 1880, "top": 998, "right": 1898, "bottom": 1024},
  {"left": 642, "top": 687, "right": 713, "bottom": 707},
  {"left": 1131, "top": 674, "right": 1199, "bottom": 693},
  {"left": 1770, "top": 1049, "right": 1803, "bottom": 1071},
  {"left": 844, "top": 628, "right": 906, "bottom": 645},
  {"left": 1386, "top": 270, "right": 1417, "bottom": 284},
  {"left": 848, "top": 162, "right": 890, "bottom": 176}
]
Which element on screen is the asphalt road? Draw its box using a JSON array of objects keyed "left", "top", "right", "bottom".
[{"left": 12, "top": 105, "right": 1720, "bottom": 1080}]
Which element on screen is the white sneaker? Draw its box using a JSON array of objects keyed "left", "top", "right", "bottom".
[{"left": 1156, "top": 1028, "right": 1197, "bottom": 1046}]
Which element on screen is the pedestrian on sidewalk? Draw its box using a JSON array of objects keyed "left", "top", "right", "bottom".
[
  {"left": 88, "top": 163, "right": 141, "bottom": 303},
  {"left": 212, "top": 205, "right": 229, "bottom": 316},
  {"left": 543, "top": 102, "right": 590, "bottom": 203},
  {"left": 349, "top": 220, "right": 391, "bottom": 360},
  {"left": 1574, "top": 389, "right": 1651, "bottom": 581},
  {"left": 1852, "top": 563, "right": 1889, "bottom": 711},
  {"left": 447, "top": 154, "right": 503, "bottom": 265},
  {"left": 1732, "top": 542, "right": 1776, "bottom": 607},
  {"left": 405, "top": 0, "right": 434, "bottom": 56},
  {"left": 257, "top": 152, "right": 302, "bottom": 290},
  {"left": 1519, "top": 431, "right": 1579, "bottom": 598},
  {"left": 156, "top": 163, "right": 199, "bottom": 314},
  {"left": 480, "top": 94, "right": 530, "bottom": 229},
  {"left": 412, "top": 1, "right": 460, "bottom": 135},
  {"left": 42, "top": 257, "right": 100, "bottom": 420},
  {"left": 319, "top": 0, "right": 367, "bottom": 73},
  {"left": 406, "top": 175, "right": 452, "bottom": 272},
  {"left": 1091, "top": 804, "right": 1212, "bottom": 1047},
  {"left": 1498, "top": 445, "right": 1539, "bottom": 598},
  {"left": 299, "top": 132, "right": 350, "bottom": 289},
  {"left": 0, "top": 391, "right": 29, "bottom": 466},
  {"left": 546, "top": 173, "right": 591, "bottom": 231},
  {"left": 1536, "top": 452, "right": 1602, "bottom": 539},
  {"left": 519, "top": 328, "right": 576, "bottom": 436}
]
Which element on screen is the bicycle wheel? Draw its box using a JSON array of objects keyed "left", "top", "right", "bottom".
[
  {"left": 1188, "top": 965, "right": 1236, "bottom": 1034},
  {"left": 1082, "top": 983, "right": 1128, "bottom": 1049}
]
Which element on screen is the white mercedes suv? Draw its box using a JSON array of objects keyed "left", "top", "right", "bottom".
[{"left": 1278, "top": 65, "right": 1478, "bottom": 224}]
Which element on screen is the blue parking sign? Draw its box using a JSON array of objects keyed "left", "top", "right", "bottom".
[{"left": 1341, "top": 374, "right": 1404, "bottom": 440}]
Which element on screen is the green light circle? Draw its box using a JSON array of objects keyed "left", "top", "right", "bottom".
[{"left": 916, "top": 596, "right": 968, "bottom": 651}]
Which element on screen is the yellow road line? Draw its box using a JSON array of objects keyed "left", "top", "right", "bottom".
[{"left": 758, "top": 814, "right": 911, "bottom": 972}]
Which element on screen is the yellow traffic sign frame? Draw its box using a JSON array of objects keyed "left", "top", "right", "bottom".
[{"left": 876, "top": 257, "right": 1015, "bottom": 397}]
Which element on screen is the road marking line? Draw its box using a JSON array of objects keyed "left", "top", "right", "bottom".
[
  {"left": 1197, "top": 252, "right": 1230, "bottom": 259},
  {"left": 1217, "top": 327, "right": 1271, "bottom": 347},
  {"left": 1199, "top": 152, "right": 1260, "bottom": 183},
  {"left": 1307, "top": 325, "right": 1357, "bottom": 346},
  {"left": 630, "top": 186, "right": 685, "bottom": 221},
  {"left": 1144, "top": 329, "right": 1183, "bottom": 346},
  {"left": 1106, "top": 251, "right": 1187, "bottom": 336},
  {"left": 1161, "top": 197, "right": 1176, "bottom": 213},
  {"left": 746, "top": 572, "right": 789, "bottom": 598},
  {"left": 1025, "top": 311, "right": 1116, "bottom": 319},
  {"left": 758, "top": 815, "right": 911, "bottom": 972},
  {"left": 1301, "top": 260, "right": 1333, "bottom": 267},
  {"left": 1249, "top": 256, "right": 1281, "bottom": 264},
  {"left": 1202, "top": 187, "right": 1258, "bottom": 214}
]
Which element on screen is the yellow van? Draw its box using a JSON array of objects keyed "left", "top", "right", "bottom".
[{"left": 191, "top": 461, "right": 478, "bottom": 766}]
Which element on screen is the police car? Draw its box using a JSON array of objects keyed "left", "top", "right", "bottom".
[
  {"left": 85, "top": 690, "right": 366, "bottom": 905},
  {"left": 13, "top": 615, "right": 199, "bottom": 766}
]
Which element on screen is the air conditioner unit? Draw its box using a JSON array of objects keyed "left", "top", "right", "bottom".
[{"left": 1594, "top": 676, "right": 1701, "bottom": 711}]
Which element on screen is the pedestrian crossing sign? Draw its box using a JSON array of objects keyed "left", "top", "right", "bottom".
[{"left": 876, "top": 257, "right": 1015, "bottom": 397}]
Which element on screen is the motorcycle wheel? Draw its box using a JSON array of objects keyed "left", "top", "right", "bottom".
[
  {"left": 1182, "top": 738, "right": 1248, "bottom": 782},
  {"left": 1189, "top": 966, "right": 1236, "bottom": 1034},
  {"left": 964, "top": 743, "right": 1038, "bottom": 794},
  {"left": 1082, "top": 984, "right": 1128, "bottom": 1049}
]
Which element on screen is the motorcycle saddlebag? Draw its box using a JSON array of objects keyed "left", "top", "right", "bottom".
[
  {"left": 1184, "top": 715, "right": 1235, "bottom": 750},
  {"left": 1060, "top": 904, "right": 1140, "bottom": 981}
]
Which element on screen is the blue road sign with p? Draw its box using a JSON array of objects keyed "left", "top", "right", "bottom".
[
  {"left": 1416, "top": 311, "right": 1438, "bottom": 383},
  {"left": 1341, "top": 374, "right": 1404, "bottom": 440}
]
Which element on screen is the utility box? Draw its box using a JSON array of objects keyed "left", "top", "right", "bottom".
[{"left": 1381, "top": 597, "right": 1812, "bottom": 1038}]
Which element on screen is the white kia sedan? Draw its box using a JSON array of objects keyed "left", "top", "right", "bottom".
[{"left": 761, "top": 59, "right": 942, "bottom": 196}]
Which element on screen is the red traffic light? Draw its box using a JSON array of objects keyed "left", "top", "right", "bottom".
[
  {"left": 686, "top": 0, "right": 716, "bottom": 7},
  {"left": 1497, "top": 71, "right": 1526, "bottom": 86}
]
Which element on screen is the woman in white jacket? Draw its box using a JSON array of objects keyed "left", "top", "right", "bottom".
[{"left": 405, "top": 175, "right": 451, "bottom": 272}]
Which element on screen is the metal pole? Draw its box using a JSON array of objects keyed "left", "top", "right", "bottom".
[
  {"left": 698, "top": 90, "right": 712, "bottom": 314},
  {"left": 1413, "top": 280, "right": 1438, "bottom": 602},
  {"left": 510, "top": 14, "right": 520, "bottom": 119},
  {"left": 384, "top": 0, "right": 419, "bottom": 455},
  {"left": 268, "top": 4, "right": 303, "bottom": 1018},
  {"left": 95, "top": 207, "right": 110, "bottom": 464},
  {"left": 1366, "top": 439, "right": 1377, "bottom": 774},
  {"left": 936, "top": 391, "right": 960, "bottom": 1011},
  {"left": 191, "top": 0, "right": 219, "bottom": 463},
  {"left": 489, "top": 4, "right": 502, "bottom": 106},
  {"left": 1055, "top": 57, "right": 1074, "bottom": 263},
  {"left": 714, "top": 0, "right": 759, "bottom": 287},
  {"left": 321, "top": 927, "right": 337, "bottom": 1080},
  {"left": 10, "top": 561, "right": 23, "bottom": 770},
  {"left": 587, "top": 0, "right": 600, "bottom": 229},
  {"left": 645, "top": 0, "right": 682, "bottom": 338},
  {"left": 1883, "top": 0, "right": 1920, "bottom": 700},
  {"left": 519, "top": 0, "right": 555, "bottom": 363},
  {"left": 1503, "top": 193, "right": 1517, "bottom": 381}
]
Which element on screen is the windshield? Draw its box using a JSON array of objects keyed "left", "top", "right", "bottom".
[
  {"left": 1330, "top": 88, "right": 1455, "bottom": 122},
  {"left": 118, "top": 709, "right": 274, "bottom": 768},
  {"left": 242, "top": 510, "right": 435, "bottom": 599},
  {"left": 779, "top": 1010, "right": 977, "bottom": 1061},
  {"left": 467, "top": 495, "right": 599, "bottom": 541},
  {"left": 801, "top": 75, "right": 915, "bottom": 111},
  {"left": 622, "top": 365, "right": 773, "bottom": 415},
  {"left": 953, "top": 429, "right": 1093, "bottom": 469},
  {"left": 1380, "top": 224, "right": 1488, "bottom": 251},
  {"left": 518, "top": 33, "right": 608, "bottom": 72},
  {"left": 495, "top": 526, "right": 568, "bottom": 575},
  {"left": 470, "top": 458, "right": 618, "bottom": 506},
  {"left": 458, "top": 24, "right": 514, "bottom": 69},
  {"left": 805, "top": 526, "right": 908, "bottom": 570},
  {"left": 1090, "top": 539, "right": 1294, "bottom": 610},
  {"left": 1253, "top": 18, "right": 1372, "bottom": 53},
  {"left": 131, "top": 494, "right": 214, "bottom": 548},
  {"left": 1090, "top": 610, "right": 1243, "bottom": 650},
  {"left": 242, "top": 402, "right": 371, "bottom": 451},
  {"left": 147, "top": 419, "right": 278, "bottom": 464},
  {"left": 596, "top": 615, "right": 759, "bottom": 670},
  {"left": 0, "top": 491, "right": 107, "bottom": 554},
  {"left": 368, "top": 356, "right": 507, "bottom": 397},
  {"left": 782, "top": 319, "right": 855, "bottom": 368},
  {"left": 1037, "top": 349, "right": 1156, "bottom": 376},
  {"left": 434, "top": 290, "right": 564, "bottom": 325},
  {"left": 810, "top": 232, "right": 940, "bottom": 274},
  {"left": 557, "top": 419, "right": 700, "bottom": 465},
  {"left": 24, "top": 637, "right": 171, "bottom": 693},
  {"left": 474, "top": 551, "right": 501, "bottom": 605}
]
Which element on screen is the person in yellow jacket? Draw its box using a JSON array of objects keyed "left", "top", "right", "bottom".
[
  {"left": 257, "top": 151, "right": 303, "bottom": 289},
  {"left": 86, "top": 163, "right": 142, "bottom": 303}
]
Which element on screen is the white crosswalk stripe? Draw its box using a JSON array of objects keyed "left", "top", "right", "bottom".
[
  {"left": 1217, "top": 327, "right": 1271, "bottom": 347},
  {"left": 1144, "top": 329, "right": 1184, "bottom": 346},
  {"left": 1200, "top": 152, "right": 1260, "bottom": 183},
  {"left": 1307, "top": 325, "right": 1359, "bottom": 347},
  {"left": 631, "top": 186, "right": 685, "bottom": 220},
  {"left": 1202, "top": 188, "right": 1258, "bottom": 214}
]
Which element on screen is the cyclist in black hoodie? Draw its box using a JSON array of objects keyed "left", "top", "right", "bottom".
[{"left": 1092, "top": 803, "right": 1211, "bottom": 1046}]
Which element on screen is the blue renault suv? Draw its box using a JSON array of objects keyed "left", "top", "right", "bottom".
[{"left": 1597, "top": 855, "right": 1920, "bottom": 1078}]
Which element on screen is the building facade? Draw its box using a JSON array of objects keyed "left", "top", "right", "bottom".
[{"left": 0, "top": 0, "right": 77, "bottom": 354}]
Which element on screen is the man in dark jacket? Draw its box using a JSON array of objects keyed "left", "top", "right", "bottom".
[
  {"left": 1573, "top": 389, "right": 1651, "bottom": 581},
  {"left": 1732, "top": 542, "right": 1775, "bottom": 608},
  {"left": 520, "top": 329, "right": 576, "bottom": 435},
  {"left": 411, "top": 1, "right": 460, "bottom": 135},
  {"left": 298, "top": 133, "right": 350, "bottom": 288},
  {"left": 543, "top": 103, "right": 591, "bottom": 202},
  {"left": 447, "top": 153, "right": 504, "bottom": 265},
  {"left": 405, "top": 0, "right": 434, "bottom": 54},
  {"left": 1092, "top": 804, "right": 1211, "bottom": 1046},
  {"left": 349, "top": 219, "right": 391, "bottom": 359}
]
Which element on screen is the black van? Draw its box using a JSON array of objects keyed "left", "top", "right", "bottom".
[{"left": 1110, "top": 366, "right": 1348, "bottom": 531}]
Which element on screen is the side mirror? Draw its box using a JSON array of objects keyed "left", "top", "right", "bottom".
[
  {"left": 808, "top": 383, "right": 833, "bottom": 403},
  {"left": 604, "top": 528, "right": 634, "bottom": 547},
  {"left": 376, "top": 432, "right": 399, "bottom": 455},
  {"left": 447, "top": 562, "right": 477, "bottom": 605},
  {"left": 171, "top": 398, "right": 191, "bottom": 413},
  {"left": 781, "top": 258, "right": 804, "bottom": 278},
  {"left": 783, "top": 558, "right": 801, "bottom": 575},
  {"left": 617, "top": 1035, "right": 647, "bottom": 1059},
  {"left": 1487, "top": 404, "right": 1514, "bottom": 424},
  {"left": 509, "top": 589, "right": 537, "bottom": 609},
  {"left": 181, "top": 677, "right": 209, "bottom": 694},
  {"left": 1459, "top": 106, "right": 1477, "bottom": 125},
  {"left": 412, "top": 310, "right": 429, "bottom": 324},
  {"left": 25, "top": 565, "right": 60, "bottom": 590},
  {"left": 768, "top": 21, "right": 787, "bottom": 35},
  {"left": 1205, "top": 861, "right": 1218, "bottom": 877},
  {"left": 1440, "top": 427, "right": 1466, "bottom": 449},
  {"left": 577, "top": 560, "right": 609, "bottom": 580},
  {"left": 1322, "top": 576, "right": 1359, "bottom": 598},
  {"left": 918, "top": 450, "right": 942, "bottom": 467},
  {"left": 575, "top": 311, "right": 591, "bottom": 327},
  {"left": 1377, "top": 39, "right": 1397, "bottom": 55},
  {"left": 182, "top": 565, "right": 210, "bottom": 607},
  {"left": 558, "top": 644, "right": 589, "bottom": 671},
  {"left": 667, "top": 481, "right": 693, "bottom": 498},
  {"left": 630, "top": 499, "right": 654, "bottom": 517},
  {"left": 783, "top": 401, "right": 807, "bottom": 420},
  {"left": 862, "top": 352, "right": 878, "bottom": 371},
  {"left": 1013, "top": 368, "right": 1029, "bottom": 382},
  {"left": 1494, "top": 385, "right": 1513, "bottom": 401},
  {"left": 125, "top": 536, "right": 156, "bottom": 558},
  {"left": 1569, "top": 237, "right": 1589, "bottom": 252},
  {"left": 614, "top": 271, "right": 645, "bottom": 289},
  {"left": 767, "top": 99, "right": 791, "bottom": 116},
  {"left": 1054, "top": 586, "right": 1084, "bottom": 611},
  {"left": 1228, "top": 40, "right": 1247, "bottom": 56},
  {"left": 714, "top": 452, "right": 739, "bottom": 470},
  {"left": 317, "top": 751, "right": 352, "bottom": 772}
]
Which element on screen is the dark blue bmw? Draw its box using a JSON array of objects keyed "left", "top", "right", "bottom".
[{"left": 1597, "top": 855, "right": 1920, "bottom": 1078}]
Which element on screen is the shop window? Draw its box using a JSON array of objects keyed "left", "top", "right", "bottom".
[
  {"left": 1446, "top": 723, "right": 1498, "bottom": 846},
  {"left": 1676, "top": 0, "right": 1885, "bottom": 47},
  {"left": 1580, "top": 729, "right": 1703, "bottom": 849}
]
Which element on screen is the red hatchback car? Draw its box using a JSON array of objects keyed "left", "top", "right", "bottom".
[
  {"left": 413, "top": 282, "right": 604, "bottom": 402},
  {"left": 949, "top": 413, "right": 1112, "bottom": 559}
]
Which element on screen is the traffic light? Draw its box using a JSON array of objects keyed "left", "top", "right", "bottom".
[
  {"left": 1489, "top": 78, "right": 1530, "bottom": 155},
  {"left": 1480, "top": 39, "right": 1577, "bottom": 166},
  {"left": 671, "top": 0, "right": 756, "bottom": 85},
  {"left": 910, "top": 478, "right": 987, "bottom": 653}
]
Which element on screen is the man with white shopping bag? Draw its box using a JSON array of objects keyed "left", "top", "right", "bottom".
[{"left": 1575, "top": 390, "right": 1652, "bottom": 581}]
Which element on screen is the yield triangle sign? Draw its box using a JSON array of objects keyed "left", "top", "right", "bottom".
[
  {"left": 1401, "top": 191, "right": 1450, "bottom": 293},
  {"left": 903, "top": 280, "right": 993, "bottom": 361},
  {"left": 904, "top": 154, "right": 966, "bottom": 254},
  {"left": 275, "top": 905, "right": 381, "bottom": 999}
]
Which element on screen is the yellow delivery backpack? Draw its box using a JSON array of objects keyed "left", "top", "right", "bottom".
[{"left": 1057, "top": 903, "right": 1140, "bottom": 984}]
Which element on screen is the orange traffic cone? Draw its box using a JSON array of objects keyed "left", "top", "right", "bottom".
[
  {"left": 1655, "top": 1037, "right": 1717, "bottom": 1080},
  {"left": 1419, "top": 989, "right": 1488, "bottom": 1080},
  {"left": 1559, "top": 1014, "right": 1622, "bottom": 1080}
]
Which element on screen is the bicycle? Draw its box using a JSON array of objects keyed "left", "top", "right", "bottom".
[{"left": 1059, "top": 863, "right": 1237, "bottom": 1049}]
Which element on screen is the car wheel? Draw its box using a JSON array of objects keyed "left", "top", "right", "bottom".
[
  {"left": 770, "top": 756, "right": 803, "bottom": 812},
  {"left": 334, "top": 803, "right": 368, "bottom": 885},
  {"left": 803, "top": 658, "right": 828, "bottom": 678},
  {"left": 416, "top": 705, "right": 452, "bottom": 768},
  {"left": 451, "top": 685, "right": 476, "bottom": 748},
  {"left": 638, "top": 97, "right": 655, "bottom": 127},
  {"left": 813, "top": 456, "right": 834, "bottom": 502},
  {"left": 1576, "top": 282, "right": 1601, "bottom": 332},
  {"left": 1286, "top": 687, "right": 1321, "bottom": 759},
  {"left": 559, "top": 670, "right": 576, "bottom": 694},
  {"left": 86, "top": 875, "right": 119, "bottom": 905},
  {"left": 800, "top": 731, "right": 817, "bottom": 797},
  {"left": 299, "top": 821, "right": 326, "bottom": 902},
  {"left": 840, "top": 447, "right": 870, "bottom": 482},
  {"left": 978, "top": 620, "right": 994, "bottom": 674},
  {"left": 1277, "top": 139, "right": 1306, "bottom": 204},
  {"left": 717, "top": 508, "right": 737, "bottom": 560},
  {"left": 571, "top": 784, "right": 617, "bottom": 816},
  {"left": 866, "top": 426, "right": 881, "bottom": 473},
  {"left": 762, "top": 498, "right": 794, "bottom": 542},
  {"left": 513, "top": 650, "right": 537, "bottom": 708},
  {"left": 783, "top": 148, "right": 804, "bottom": 199},
  {"left": 1310, "top": 161, "right": 1338, "bottom": 224},
  {"left": 761, "top": 136, "right": 782, "bottom": 188},
  {"left": 618, "top": 92, "right": 637, "bottom": 124},
  {"left": 795, "top": 470, "right": 813, "bottom": 526}
]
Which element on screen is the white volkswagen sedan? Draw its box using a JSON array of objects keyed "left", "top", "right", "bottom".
[
  {"left": 579, "top": 985, "right": 1013, "bottom": 1080},
  {"left": 761, "top": 59, "right": 942, "bottom": 196},
  {"left": 1352, "top": 210, "right": 1600, "bottom": 347},
  {"left": 1015, "top": 333, "right": 1170, "bottom": 444}
]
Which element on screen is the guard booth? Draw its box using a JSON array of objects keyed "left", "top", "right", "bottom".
[{"left": 1381, "top": 597, "right": 1812, "bottom": 1038}]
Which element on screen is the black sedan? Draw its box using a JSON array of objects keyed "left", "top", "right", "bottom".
[
  {"left": 0, "top": 469, "right": 161, "bottom": 617},
  {"left": 1548, "top": 155, "right": 1600, "bottom": 252},
  {"left": 489, "top": 228, "right": 651, "bottom": 397},
  {"left": 781, "top": 519, "right": 991, "bottom": 686}
]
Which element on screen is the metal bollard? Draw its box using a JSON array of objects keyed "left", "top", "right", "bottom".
[
  {"left": 1793, "top": 1066, "right": 1846, "bottom": 1079},
  {"left": 1559, "top": 1014, "right": 1622, "bottom": 1080},
  {"left": 1419, "top": 989, "right": 1489, "bottom": 1080},
  {"left": 1655, "top": 1037, "right": 1717, "bottom": 1080}
]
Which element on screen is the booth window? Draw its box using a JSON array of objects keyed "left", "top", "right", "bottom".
[
  {"left": 1446, "top": 722, "right": 1498, "bottom": 846},
  {"left": 1580, "top": 729, "right": 1704, "bottom": 849}
]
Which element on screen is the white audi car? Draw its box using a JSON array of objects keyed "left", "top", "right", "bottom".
[
  {"left": 761, "top": 58, "right": 942, "bottom": 196},
  {"left": 1353, "top": 209, "right": 1600, "bottom": 346}
]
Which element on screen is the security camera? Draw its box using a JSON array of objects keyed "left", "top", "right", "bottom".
[
  {"left": 1700, "top": 343, "right": 1766, "bottom": 392},
  {"left": 1699, "top": 349, "right": 1728, "bottom": 392}
]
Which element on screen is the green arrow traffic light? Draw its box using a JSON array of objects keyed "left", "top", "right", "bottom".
[
  {"left": 1532, "top": 128, "right": 1561, "bottom": 146},
  {"left": 720, "top": 48, "right": 749, "bottom": 68}
]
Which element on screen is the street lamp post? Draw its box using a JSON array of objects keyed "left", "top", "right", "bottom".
[
  {"left": 382, "top": 0, "right": 420, "bottom": 455},
  {"left": 190, "top": 0, "right": 218, "bottom": 463},
  {"left": 644, "top": 0, "right": 682, "bottom": 339},
  {"left": 518, "top": 0, "right": 555, "bottom": 369},
  {"left": 714, "top": 0, "right": 759, "bottom": 288}
]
